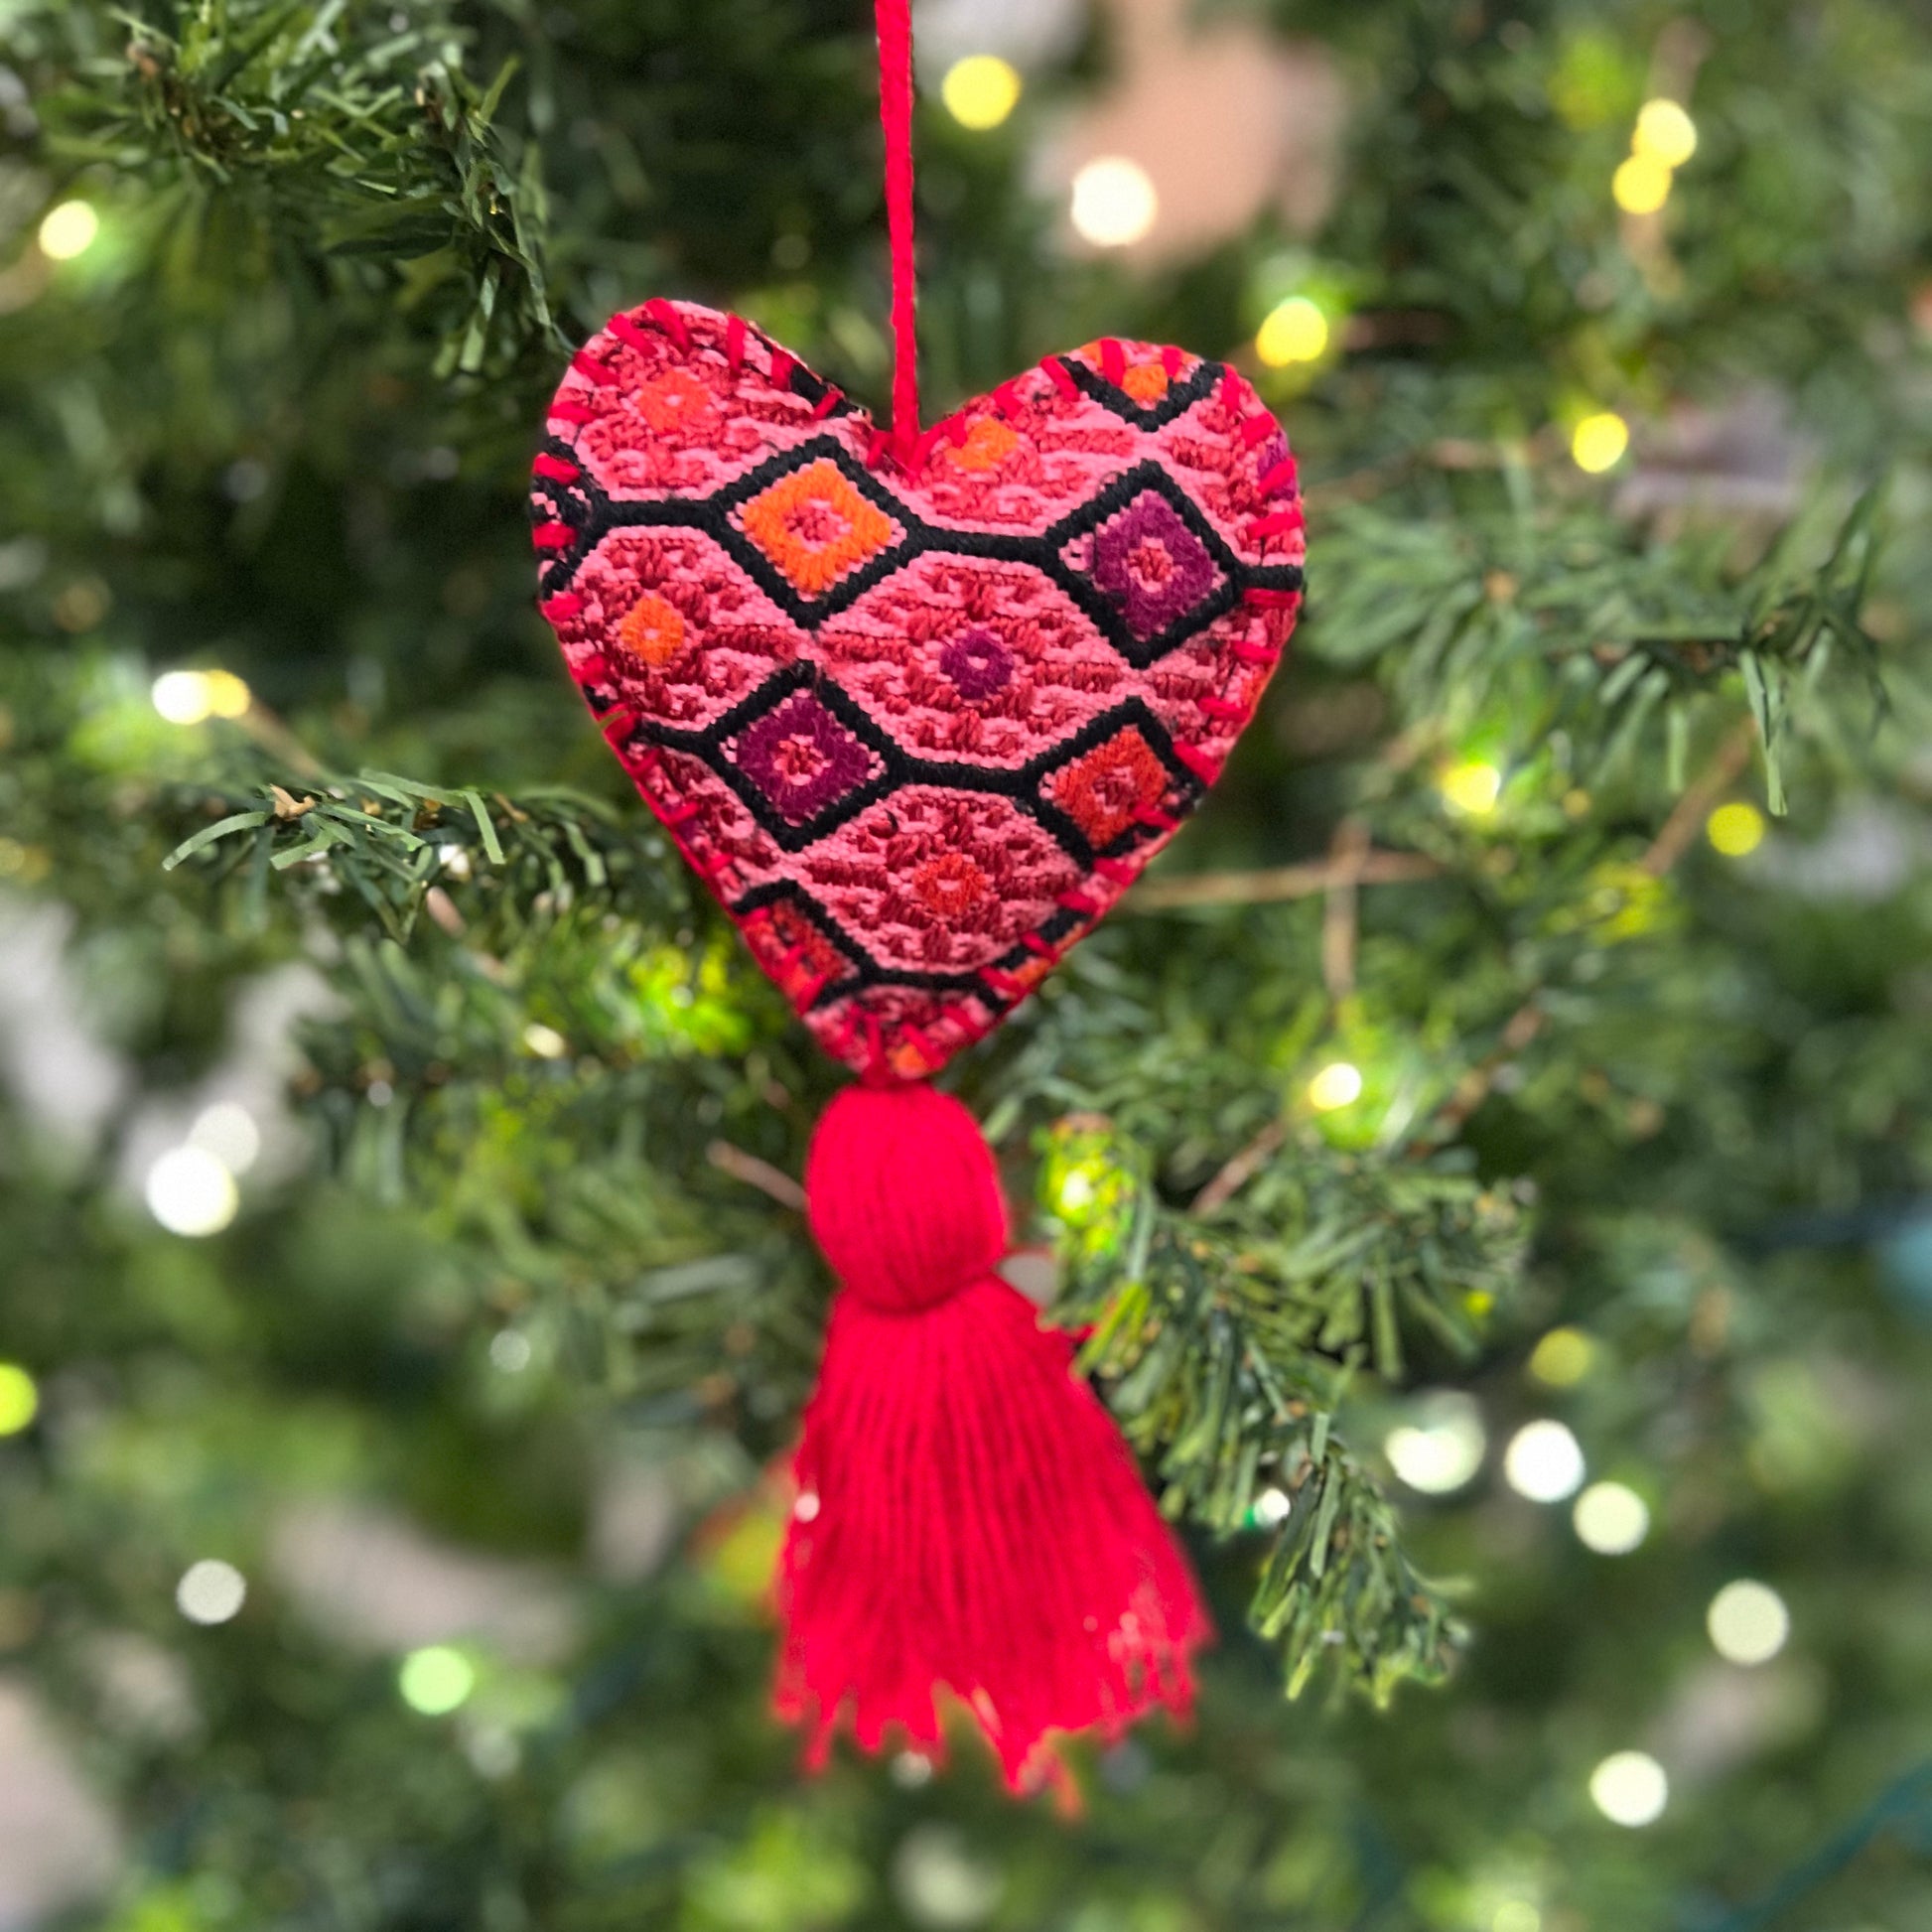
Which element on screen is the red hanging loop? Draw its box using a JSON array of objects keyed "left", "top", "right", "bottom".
[{"left": 874, "top": 0, "right": 920, "bottom": 457}]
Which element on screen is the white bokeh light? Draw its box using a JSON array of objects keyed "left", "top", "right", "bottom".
[
  {"left": 1573, "top": 1480, "right": 1650, "bottom": 1555},
  {"left": 1069, "top": 157, "right": 1158, "bottom": 248},
  {"left": 1385, "top": 1392, "right": 1487, "bottom": 1495},
  {"left": 145, "top": 1146, "right": 239, "bottom": 1237},
  {"left": 1589, "top": 1750, "right": 1669, "bottom": 1827},
  {"left": 176, "top": 1559, "right": 247, "bottom": 1625},
  {"left": 1707, "top": 1580, "right": 1789, "bottom": 1666},
  {"left": 1503, "top": 1420, "right": 1586, "bottom": 1502},
  {"left": 189, "top": 1100, "right": 261, "bottom": 1174}
]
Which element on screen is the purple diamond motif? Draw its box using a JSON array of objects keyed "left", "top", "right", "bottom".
[
  {"left": 731, "top": 691, "right": 875, "bottom": 825},
  {"left": 1089, "top": 491, "right": 1220, "bottom": 641},
  {"left": 938, "top": 625, "right": 1014, "bottom": 699}
]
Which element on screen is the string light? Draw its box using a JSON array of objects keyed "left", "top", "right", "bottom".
[
  {"left": 1307, "top": 1061, "right": 1363, "bottom": 1111},
  {"left": 1069, "top": 157, "right": 1158, "bottom": 248},
  {"left": 940, "top": 55, "right": 1022, "bottom": 130},
  {"left": 1503, "top": 1420, "right": 1586, "bottom": 1502},
  {"left": 176, "top": 1559, "right": 247, "bottom": 1625},
  {"left": 151, "top": 667, "right": 252, "bottom": 725},
  {"left": 1706, "top": 801, "right": 1765, "bottom": 857},
  {"left": 1612, "top": 153, "right": 1673, "bottom": 214},
  {"left": 1633, "top": 99, "right": 1698, "bottom": 168},
  {"left": 1528, "top": 1326, "right": 1595, "bottom": 1387},
  {"left": 1255, "top": 296, "right": 1329, "bottom": 367},
  {"left": 399, "top": 1645, "right": 476, "bottom": 1714},
  {"left": 1589, "top": 1750, "right": 1669, "bottom": 1827},
  {"left": 0, "top": 1363, "right": 40, "bottom": 1437},
  {"left": 38, "top": 201, "right": 99, "bottom": 261},
  {"left": 1385, "top": 1393, "right": 1487, "bottom": 1494},
  {"left": 145, "top": 1146, "right": 239, "bottom": 1237},
  {"left": 1707, "top": 1580, "right": 1789, "bottom": 1665},
  {"left": 1441, "top": 759, "right": 1503, "bottom": 815},
  {"left": 1573, "top": 1481, "right": 1650, "bottom": 1555},
  {"left": 1571, "top": 412, "right": 1630, "bottom": 473}
]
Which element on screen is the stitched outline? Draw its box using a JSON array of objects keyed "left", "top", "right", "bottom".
[
  {"left": 599, "top": 664, "right": 1206, "bottom": 865},
  {"left": 1056, "top": 353, "right": 1221, "bottom": 431},
  {"left": 533, "top": 437, "right": 1301, "bottom": 670}
]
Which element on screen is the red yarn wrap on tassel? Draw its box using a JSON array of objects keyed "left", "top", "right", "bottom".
[{"left": 774, "top": 1082, "right": 1210, "bottom": 1793}]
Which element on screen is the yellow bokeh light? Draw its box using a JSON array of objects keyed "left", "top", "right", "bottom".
[
  {"left": 1633, "top": 98, "right": 1698, "bottom": 168},
  {"left": 0, "top": 1363, "right": 40, "bottom": 1437},
  {"left": 1069, "top": 157, "right": 1158, "bottom": 249},
  {"left": 202, "top": 669, "right": 252, "bottom": 718},
  {"left": 1528, "top": 1326, "right": 1595, "bottom": 1387},
  {"left": 1255, "top": 296, "right": 1330, "bottom": 368},
  {"left": 1441, "top": 760, "right": 1503, "bottom": 816},
  {"left": 1612, "top": 153, "right": 1673, "bottom": 215},
  {"left": 1706, "top": 801, "right": 1765, "bottom": 857},
  {"left": 399, "top": 1645, "right": 477, "bottom": 1714},
  {"left": 38, "top": 201, "right": 100, "bottom": 261},
  {"left": 941, "top": 56, "right": 1022, "bottom": 131},
  {"left": 1307, "top": 1061, "right": 1363, "bottom": 1112},
  {"left": 1571, "top": 411, "right": 1630, "bottom": 474}
]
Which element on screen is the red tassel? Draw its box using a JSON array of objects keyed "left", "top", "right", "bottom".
[{"left": 774, "top": 1082, "right": 1210, "bottom": 1794}]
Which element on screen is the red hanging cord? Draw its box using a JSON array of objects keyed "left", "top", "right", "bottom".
[{"left": 874, "top": 0, "right": 920, "bottom": 455}]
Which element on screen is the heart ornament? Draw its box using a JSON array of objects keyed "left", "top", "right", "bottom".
[{"left": 531, "top": 299, "right": 1304, "bottom": 1079}]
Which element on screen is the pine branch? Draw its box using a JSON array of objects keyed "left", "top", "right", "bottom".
[{"left": 1042, "top": 1122, "right": 1525, "bottom": 1702}]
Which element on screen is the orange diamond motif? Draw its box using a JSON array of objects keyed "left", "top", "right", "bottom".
[
  {"left": 617, "top": 591, "right": 687, "bottom": 667},
  {"left": 739, "top": 460, "right": 896, "bottom": 597},
  {"left": 1050, "top": 727, "right": 1170, "bottom": 848}
]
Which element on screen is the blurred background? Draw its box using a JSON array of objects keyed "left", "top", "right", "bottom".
[{"left": 3, "top": 0, "right": 1931, "bottom": 1926}]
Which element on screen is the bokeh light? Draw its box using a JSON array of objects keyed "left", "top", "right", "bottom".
[
  {"left": 1503, "top": 1420, "right": 1586, "bottom": 1502},
  {"left": 176, "top": 1559, "right": 247, "bottom": 1625},
  {"left": 145, "top": 1146, "right": 239, "bottom": 1237},
  {"left": 521, "top": 1022, "right": 569, "bottom": 1058},
  {"left": 399, "top": 1645, "right": 477, "bottom": 1714},
  {"left": 1571, "top": 412, "right": 1631, "bottom": 473},
  {"left": 0, "top": 1363, "right": 40, "bottom": 1437},
  {"left": 1706, "top": 801, "right": 1765, "bottom": 857},
  {"left": 189, "top": 1101, "right": 261, "bottom": 1174},
  {"left": 1255, "top": 296, "right": 1329, "bottom": 367},
  {"left": 1573, "top": 1481, "right": 1650, "bottom": 1555},
  {"left": 1069, "top": 157, "right": 1158, "bottom": 248},
  {"left": 1633, "top": 98, "right": 1699, "bottom": 168},
  {"left": 1385, "top": 1393, "right": 1488, "bottom": 1494},
  {"left": 1707, "top": 1580, "right": 1789, "bottom": 1665},
  {"left": 1528, "top": 1326, "right": 1595, "bottom": 1387},
  {"left": 38, "top": 201, "right": 99, "bottom": 260},
  {"left": 1250, "top": 1486, "right": 1292, "bottom": 1528},
  {"left": 1589, "top": 1750, "right": 1669, "bottom": 1826},
  {"left": 151, "top": 667, "right": 251, "bottom": 725},
  {"left": 1441, "top": 759, "right": 1503, "bottom": 815},
  {"left": 1307, "top": 1061, "right": 1363, "bottom": 1112},
  {"left": 940, "top": 55, "right": 1022, "bottom": 130},
  {"left": 1612, "top": 153, "right": 1673, "bottom": 214}
]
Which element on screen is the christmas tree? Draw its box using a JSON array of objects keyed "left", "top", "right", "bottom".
[{"left": 4, "top": 0, "right": 1931, "bottom": 1925}]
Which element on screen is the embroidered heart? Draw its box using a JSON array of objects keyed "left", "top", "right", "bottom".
[{"left": 532, "top": 300, "right": 1304, "bottom": 1079}]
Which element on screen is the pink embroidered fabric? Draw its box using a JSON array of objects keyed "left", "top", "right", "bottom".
[{"left": 532, "top": 301, "right": 1304, "bottom": 1079}]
